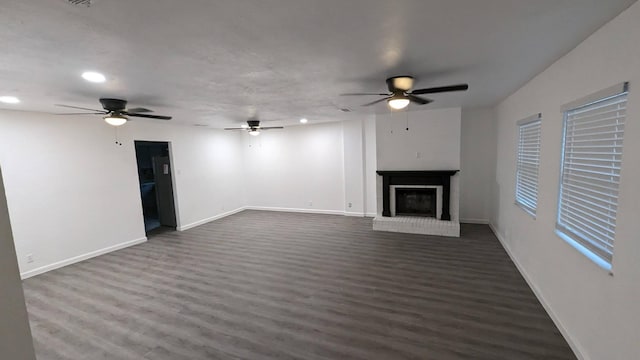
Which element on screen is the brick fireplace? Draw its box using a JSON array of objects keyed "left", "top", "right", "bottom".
[{"left": 374, "top": 170, "right": 460, "bottom": 237}]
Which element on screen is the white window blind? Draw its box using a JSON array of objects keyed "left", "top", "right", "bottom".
[
  {"left": 516, "top": 114, "right": 542, "bottom": 216},
  {"left": 557, "top": 83, "right": 628, "bottom": 265}
]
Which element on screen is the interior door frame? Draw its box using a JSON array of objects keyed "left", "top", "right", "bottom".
[{"left": 133, "top": 139, "right": 182, "bottom": 231}]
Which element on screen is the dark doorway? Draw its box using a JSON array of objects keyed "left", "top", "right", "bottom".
[{"left": 134, "top": 141, "right": 177, "bottom": 233}]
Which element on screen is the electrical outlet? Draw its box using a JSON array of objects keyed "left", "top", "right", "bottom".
[
  {"left": 26, "top": 254, "right": 34, "bottom": 263},
  {"left": 348, "top": 202, "right": 353, "bottom": 208}
]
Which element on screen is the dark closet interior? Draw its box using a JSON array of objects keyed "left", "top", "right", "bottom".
[{"left": 134, "top": 141, "right": 177, "bottom": 233}]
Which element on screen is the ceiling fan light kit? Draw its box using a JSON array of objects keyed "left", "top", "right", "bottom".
[
  {"left": 388, "top": 94, "right": 410, "bottom": 110},
  {"left": 104, "top": 113, "right": 127, "bottom": 126}
]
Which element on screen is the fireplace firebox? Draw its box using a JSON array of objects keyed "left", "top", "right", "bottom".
[{"left": 395, "top": 188, "right": 437, "bottom": 217}]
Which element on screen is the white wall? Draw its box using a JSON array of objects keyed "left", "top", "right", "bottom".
[
  {"left": 375, "top": 108, "right": 461, "bottom": 220},
  {"left": 343, "top": 118, "right": 365, "bottom": 216},
  {"left": 0, "top": 166, "right": 36, "bottom": 360},
  {"left": 342, "top": 116, "right": 378, "bottom": 217},
  {"left": 460, "top": 107, "right": 496, "bottom": 223},
  {"left": 491, "top": 3, "right": 640, "bottom": 359},
  {"left": 376, "top": 108, "right": 461, "bottom": 171},
  {"left": 242, "top": 121, "right": 345, "bottom": 213},
  {"left": 363, "top": 115, "right": 377, "bottom": 216},
  {"left": 0, "top": 110, "right": 245, "bottom": 277}
]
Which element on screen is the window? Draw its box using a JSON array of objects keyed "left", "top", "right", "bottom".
[
  {"left": 515, "top": 114, "right": 542, "bottom": 216},
  {"left": 557, "top": 83, "right": 628, "bottom": 268}
]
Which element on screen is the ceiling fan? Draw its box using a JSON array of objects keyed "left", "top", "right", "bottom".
[
  {"left": 341, "top": 76, "right": 469, "bottom": 110},
  {"left": 55, "top": 98, "right": 172, "bottom": 126},
  {"left": 224, "top": 119, "right": 283, "bottom": 136}
]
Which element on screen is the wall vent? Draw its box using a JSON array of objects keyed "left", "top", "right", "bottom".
[{"left": 67, "top": 0, "right": 91, "bottom": 6}]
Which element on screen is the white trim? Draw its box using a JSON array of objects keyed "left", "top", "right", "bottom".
[
  {"left": 516, "top": 112, "right": 542, "bottom": 126},
  {"left": 244, "top": 206, "right": 345, "bottom": 216},
  {"left": 178, "top": 207, "right": 247, "bottom": 231},
  {"left": 180, "top": 207, "right": 375, "bottom": 231},
  {"left": 460, "top": 218, "right": 490, "bottom": 224},
  {"left": 344, "top": 211, "right": 367, "bottom": 217},
  {"left": 561, "top": 81, "right": 629, "bottom": 112},
  {"left": 167, "top": 141, "right": 182, "bottom": 229},
  {"left": 555, "top": 229, "right": 613, "bottom": 274},
  {"left": 17, "top": 207, "right": 371, "bottom": 280},
  {"left": 488, "top": 223, "right": 586, "bottom": 360},
  {"left": 20, "top": 237, "right": 147, "bottom": 279}
]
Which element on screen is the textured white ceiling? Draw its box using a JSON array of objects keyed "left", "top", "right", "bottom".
[{"left": 0, "top": 0, "right": 635, "bottom": 128}]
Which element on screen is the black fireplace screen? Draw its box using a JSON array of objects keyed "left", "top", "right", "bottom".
[{"left": 395, "top": 188, "right": 437, "bottom": 217}]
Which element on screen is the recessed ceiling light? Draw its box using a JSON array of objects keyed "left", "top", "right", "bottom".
[
  {"left": 82, "top": 71, "right": 106, "bottom": 83},
  {"left": 0, "top": 96, "right": 20, "bottom": 104},
  {"left": 300, "top": 118, "right": 308, "bottom": 124}
]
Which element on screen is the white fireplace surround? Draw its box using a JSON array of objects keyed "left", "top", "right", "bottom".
[{"left": 390, "top": 185, "right": 443, "bottom": 219}]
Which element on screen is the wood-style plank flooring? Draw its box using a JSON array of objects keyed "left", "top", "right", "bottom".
[{"left": 23, "top": 210, "right": 576, "bottom": 359}]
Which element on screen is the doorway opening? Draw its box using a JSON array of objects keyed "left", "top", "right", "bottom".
[{"left": 134, "top": 141, "right": 177, "bottom": 233}]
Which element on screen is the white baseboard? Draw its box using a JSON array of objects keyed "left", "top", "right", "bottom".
[
  {"left": 460, "top": 218, "right": 490, "bottom": 224},
  {"left": 19, "top": 207, "right": 368, "bottom": 280},
  {"left": 488, "top": 223, "right": 586, "bottom": 360},
  {"left": 244, "top": 206, "right": 345, "bottom": 216},
  {"left": 178, "top": 206, "right": 372, "bottom": 231},
  {"left": 20, "top": 237, "right": 147, "bottom": 280},
  {"left": 178, "top": 207, "right": 247, "bottom": 231},
  {"left": 365, "top": 212, "right": 377, "bottom": 218},
  {"left": 344, "top": 211, "right": 367, "bottom": 217}
]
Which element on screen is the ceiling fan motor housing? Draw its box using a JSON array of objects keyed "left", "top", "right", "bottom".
[
  {"left": 387, "top": 76, "right": 414, "bottom": 92},
  {"left": 99, "top": 98, "right": 127, "bottom": 112},
  {"left": 247, "top": 120, "right": 261, "bottom": 128}
]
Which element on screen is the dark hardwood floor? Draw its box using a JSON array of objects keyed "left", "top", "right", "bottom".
[{"left": 23, "top": 210, "right": 576, "bottom": 359}]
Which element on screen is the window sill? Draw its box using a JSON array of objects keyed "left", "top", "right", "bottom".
[
  {"left": 555, "top": 229, "right": 613, "bottom": 275},
  {"left": 514, "top": 201, "right": 536, "bottom": 219}
]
